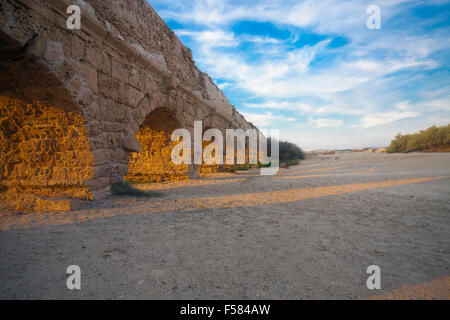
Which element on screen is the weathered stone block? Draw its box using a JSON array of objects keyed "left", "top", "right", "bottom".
[
  {"left": 103, "top": 121, "right": 126, "bottom": 133},
  {"left": 75, "top": 61, "right": 98, "bottom": 93},
  {"left": 86, "top": 120, "right": 103, "bottom": 137},
  {"left": 85, "top": 177, "right": 110, "bottom": 191},
  {"left": 121, "top": 134, "right": 141, "bottom": 153},
  {"left": 183, "top": 112, "right": 194, "bottom": 126},
  {"left": 110, "top": 163, "right": 129, "bottom": 177},
  {"left": 112, "top": 59, "right": 143, "bottom": 90},
  {"left": 111, "top": 59, "right": 128, "bottom": 81},
  {"left": 104, "top": 132, "right": 122, "bottom": 148},
  {"left": 143, "top": 73, "right": 155, "bottom": 92},
  {"left": 197, "top": 108, "right": 206, "bottom": 119},
  {"left": 85, "top": 43, "right": 110, "bottom": 74},
  {"left": 98, "top": 73, "right": 119, "bottom": 100},
  {"left": 89, "top": 135, "right": 108, "bottom": 150},
  {"left": 110, "top": 149, "right": 131, "bottom": 165},
  {"left": 94, "top": 164, "right": 111, "bottom": 178},
  {"left": 71, "top": 36, "right": 86, "bottom": 61},
  {"left": 184, "top": 103, "right": 196, "bottom": 117},
  {"left": 118, "top": 82, "right": 145, "bottom": 107},
  {"left": 91, "top": 149, "right": 109, "bottom": 165},
  {"left": 91, "top": 187, "right": 111, "bottom": 200},
  {"left": 43, "top": 40, "right": 65, "bottom": 66}
]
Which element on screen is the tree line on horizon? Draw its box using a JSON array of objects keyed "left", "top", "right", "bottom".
[
  {"left": 387, "top": 124, "right": 450, "bottom": 153},
  {"left": 257, "top": 139, "right": 305, "bottom": 168}
]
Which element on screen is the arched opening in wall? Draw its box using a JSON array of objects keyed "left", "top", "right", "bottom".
[
  {"left": 0, "top": 96, "right": 95, "bottom": 211},
  {"left": 0, "top": 33, "right": 96, "bottom": 211},
  {"left": 223, "top": 134, "right": 252, "bottom": 172},
  {"left": 199, "top": 127, "right": 222, "bottom": 177},
  {"left": 126, "top": 107, "right": 189, "bottom": 183}
]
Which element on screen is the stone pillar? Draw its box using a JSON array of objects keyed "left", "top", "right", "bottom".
[{"left": 188, "top": 164, "right": 200, "bottom": 179}]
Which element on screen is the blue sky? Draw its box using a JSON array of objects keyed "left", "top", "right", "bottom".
[{"left": 148, "top": 0, "right": 450, "bottom": 150}]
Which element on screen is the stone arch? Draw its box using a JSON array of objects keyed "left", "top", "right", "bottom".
[
  {"left": 0, "top": 97, "right": 95, "bottom": 210},
  {"left": 223, "top": 127, "right": 255, "bottom": 170},
  {"left": 125, "top": 106, "right": 189, "bottom": 183},
  {"left": 0, "top": 31, "right": 98, "bottom": 211},
  {"left": 199, "top": 126, "right": 224, "bottom": 176}
]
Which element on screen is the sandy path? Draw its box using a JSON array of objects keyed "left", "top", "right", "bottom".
[
  {"left": 371, "top": 276, "right": 450, "bottom": 299},
  {"left": 0, "top": 152, "right": 449, "bottom": 299}
]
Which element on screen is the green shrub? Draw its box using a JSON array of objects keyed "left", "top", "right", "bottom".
[
  {"left": 111, "top": 181, "right": 162, "bottom": 197},
  {"left": 263, "top": 139, "right": 304, "bottom": 165},
  {"left": 284, "top": 159, "right": 301, "bottom": 167},
  {"left": 257, "top": 160, "right": 281, "bottom": 168},
  {"left": 387, "top": 124, "right": 450, "bottom": 153},
  {"left": 257, "top": 160, "right": 271, "bottom": 168},
  {"left": 225, "top": 163, "right": 251, "bottom": 172},
  {"left": 225, "top": 139, "right": 305, "bottom": 170},
  {"left": 277, "top": 140, "right": 305, "bottom": 162}
]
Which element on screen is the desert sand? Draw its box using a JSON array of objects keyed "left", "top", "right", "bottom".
[{"left": 0, "top": 152, "right": 449, "bottom": 299}]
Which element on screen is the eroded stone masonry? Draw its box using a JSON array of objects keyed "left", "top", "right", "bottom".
[{"left": 0, "top": 0, "right": 257, "bottom": 211}]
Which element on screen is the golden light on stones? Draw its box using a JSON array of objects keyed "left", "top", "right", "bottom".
[
  {"left": 0, "top": 96, "right": 95, "bottom": 211},
  {"left": 199, "top": 136, "right": 221, "bottom": 176},
  {"left": 126, "top": 108, "right": 189, "bottom": 183}
]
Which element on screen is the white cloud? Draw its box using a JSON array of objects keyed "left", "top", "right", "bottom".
[
  {"left": 242, "top": 35, "right": 283, "bottom": 44},
  {"left": 421, "top": 97, "right": 450, "bottom": 111},
  {"left": 243, "top": 101, "right": 312, "bottom": 112},
  {"left": 241, "top": 111, "right": 296, "bottom": 127},
  {"left": 311, "top": 118, "right": 343, "bottom": 128},
  {"left": 217, "top": 82, "right": 232, "bottom": 90},
  {"left": 176, "top": 29, "right": 237, "bottom": 48},
  {"left": 359, "top": 111, "right": 420, "bottom": 128},
  {"left": 395, "top": 100, "right": 412, "bottom": 111},
  {"left": 394, "top": 97, "right": 450, "bottom": 112}
]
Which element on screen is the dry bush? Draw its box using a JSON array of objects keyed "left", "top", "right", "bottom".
[{"left": 387, "top": 124, "right": 450, "bottom": 153}]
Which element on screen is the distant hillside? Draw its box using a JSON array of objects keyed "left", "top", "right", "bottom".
[{"left": 387, "top": 124, "right": 450, "bottom": 153}]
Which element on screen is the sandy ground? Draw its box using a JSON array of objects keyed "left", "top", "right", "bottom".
[{"left": 0, "top": 152, "right": 449, "bottom": 299}]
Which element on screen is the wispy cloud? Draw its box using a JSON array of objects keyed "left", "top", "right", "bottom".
[
  {"left": 311, "top": 118, "right": 343, "bottom": 128},
  {"left": 359, "top": 111, "right": 420, "bottom": 128},
  {"left": 241, "top": 111, "right": 296, "bottom": 127},
  {"left": 176, "top": 29, "right": 237, "bottom": 47}
]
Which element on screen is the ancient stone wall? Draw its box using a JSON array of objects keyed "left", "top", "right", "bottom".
[
  {"left": 126, "top": 107, "right": 189, "bottom": 183},
  {"left": 0, "top": 0, "right": 258, "bottom": 211}
]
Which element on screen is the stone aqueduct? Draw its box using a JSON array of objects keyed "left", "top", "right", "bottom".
[{"left": 0, "top": 0, "right": 257, "bottom": 210}]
